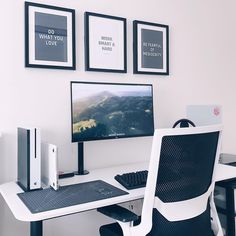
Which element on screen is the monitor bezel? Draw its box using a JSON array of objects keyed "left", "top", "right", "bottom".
[{"left": 70, "top": 81, "right": 155, "bottom": 143}]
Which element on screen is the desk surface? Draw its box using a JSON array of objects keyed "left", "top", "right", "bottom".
[
  {"left": 0, "top": 162, "right": 235, "bottom": 222},
  {"left": 0, "top": 162, "right": 148, "bottom": 222}
]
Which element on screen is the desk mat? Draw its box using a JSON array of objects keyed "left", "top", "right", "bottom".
[{"left": 17, "top": 180, "right": 128, "bottom": 214}]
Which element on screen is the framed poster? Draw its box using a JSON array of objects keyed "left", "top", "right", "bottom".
[
  {"left": 25, "top": 2, "right": 76, "bottom": 70},
  {"left": 85, "top": 12, "right": 127, "bottom": 73},
  {"left": 133, "top": 20, "right": 169, "bottom": 75}
]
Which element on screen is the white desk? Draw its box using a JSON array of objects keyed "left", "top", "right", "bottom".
[
  {"left": 215, "top": 164, "right": 236, "bottom": 182},
  {"left": 0, "top": 162, "right": 235, "bottom": 236}
]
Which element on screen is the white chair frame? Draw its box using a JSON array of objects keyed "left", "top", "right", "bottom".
[{"left": 114, "top": 125, "right": 224, "bottom": 236}]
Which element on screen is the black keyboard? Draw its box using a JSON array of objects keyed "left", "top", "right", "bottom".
[{"left": 115, "top": 170, "right": 148, "bottom": 190}]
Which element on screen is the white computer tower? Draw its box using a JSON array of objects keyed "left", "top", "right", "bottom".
[{"left": 17, "top": 127, "right": 41, "bottom": 191}]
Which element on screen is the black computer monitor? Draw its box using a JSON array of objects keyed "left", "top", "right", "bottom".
[{"left": 70, "top": 81, "right": 155, "bottom": 174}]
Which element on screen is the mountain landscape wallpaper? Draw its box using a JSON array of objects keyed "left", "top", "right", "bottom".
[{"left": 71, "top": 83, "right": 154, "bottom": 142}]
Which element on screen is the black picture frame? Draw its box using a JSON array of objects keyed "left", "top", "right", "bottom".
[
  {"left": 25, "top": 2, "right": 76, "bottom": 70},
  {"left": 85, "top": 12, "right": 127, "bottom": 73},
  {"left": 133, "top": 20, "right": 169, "bottom": 75}
]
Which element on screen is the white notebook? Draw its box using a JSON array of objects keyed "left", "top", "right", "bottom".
[{"left": 186, "top": 105, "right": 222, "bottom": 126}]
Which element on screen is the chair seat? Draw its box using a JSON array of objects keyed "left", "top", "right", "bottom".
[
  {"left": 99, "top": 217, "right": 141, "bottom": 236},
  {"left": 99, "top": 207, "right": 215, "bottom": 236},
  {"left": 99, "top": 222, "right": 122, "bottom": 236}
]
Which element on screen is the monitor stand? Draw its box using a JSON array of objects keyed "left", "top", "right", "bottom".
[{"left": 74, "top": 142, "right": 89, "bottom": 175}]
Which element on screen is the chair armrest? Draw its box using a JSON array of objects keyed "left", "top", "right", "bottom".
[{"left": 97, "top": 204, "right": 139, "bottom": 223}]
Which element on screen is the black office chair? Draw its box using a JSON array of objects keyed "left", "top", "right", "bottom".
[{"left": 98, "top": 125, "right": 223, "bottom": 236}]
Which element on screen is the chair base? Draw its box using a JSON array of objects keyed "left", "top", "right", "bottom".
[{"left": 99, "top": 207, "right": 215, "bottom": 236}]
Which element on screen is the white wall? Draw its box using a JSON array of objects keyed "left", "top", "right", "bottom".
[{"left": 0, "top": 0, "right": 236, "bottom": 235}]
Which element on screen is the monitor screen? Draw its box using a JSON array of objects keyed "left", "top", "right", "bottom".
[{"left": 71, "top": 82, "right": 154, "bottom": 142}]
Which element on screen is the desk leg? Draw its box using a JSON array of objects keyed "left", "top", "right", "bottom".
[
  {"left": 30, "top": 221, "right": 43, "bottom": 236},
  {"left": 226, "top": 188, "right": 235, "bottom": 236}
]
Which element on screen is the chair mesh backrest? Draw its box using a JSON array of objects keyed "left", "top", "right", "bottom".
[{"left": 155, "top": 131, "right": 219, "bottom": 202}]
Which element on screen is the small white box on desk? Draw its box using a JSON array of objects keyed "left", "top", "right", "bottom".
[
  {"left": 41, "top": 143, "right": 59, "bottom": 190},
  {"left": 48, "top": 144, "right": 59, "bottom": 190}
]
